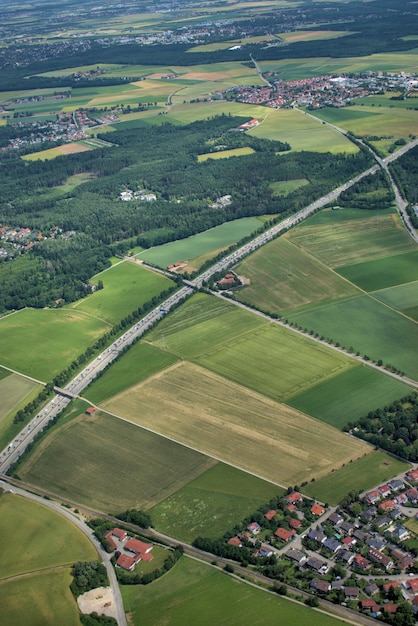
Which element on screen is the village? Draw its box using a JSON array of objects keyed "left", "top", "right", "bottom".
[
  {"left": 222, "top": 467, "right": 418, "bottom": 621},
  {"left": 0, "top": 224, "right": 75, "bottom": 259}
]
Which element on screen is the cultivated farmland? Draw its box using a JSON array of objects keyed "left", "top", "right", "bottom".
[
  {"left": 372, "top": 281, "right": 418, "bottom": 320},
  {"left": 151, "top": 463, "right": 282, "bottom": 542},
  {"left": 303, "top": 451, "right": 409, "bottom": 505},
  {"left": 0, "top": 309, "right": 109, "bottom": 381},
  {"left": 287, "top": 212, "right": 416, "bottom": 268},
  {"left": 70, "top": 261, "right": 174, "bottom": 324},
  {"left": 287, "top": 365, "right": 412, "bottom": 429},
  {"left": 103, "top": 361, "right": 369, "bottom": 486},
  {"left": 234, "top": 237, "right": 360, "bottom": 314},
  {"left": 288, "top": 295, "right": 418, "bottom": 380},
  {"left": 18, "top": 411, "right": 215, "bottom": 512},
  {"left": 337, "top": 250, "right": 418, "bottom": 291},
  {"left": 136, "top": 217, "right": 261, "bottom": 269},
  {"left": 122, "top": 557, "right": 348, "bottom": 626},
  {"left": 147, "top": 293, "right": 354, "bottom": 402}
]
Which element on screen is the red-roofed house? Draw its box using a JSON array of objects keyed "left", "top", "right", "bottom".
[
  {"left": 342, "top": 536, "right": 356, "bottom": 548},
  {"left": 289, "top": 518, "right": 302, "bottom": 530},
  {"left": 104, "top": 531, "right": 117, "bottom": 551},
  {"left": 286, "top": 492, "right": 303, "bottom": 505},
  {"left": 378, "top": 484, "right": 391, "bottom": 497},
  {"left": 364, "top": 490, "right": 381, "bottom": 504},
  {"left": 86, "top": 407, "right": 96, "bottom": 415},
  {"left": 247, "top": 522, "right": 261, "bottom": 534},
  {"left": 380, "top": 499, "right": 396, "bottom": 512},
  {"left": 361, "top": 599, "right": 380, "bottom": 613},
  {"left": 116, "top": 553, "right": 140, "bottom": 571},
  {"left": 287, "top": 504, "right": 296, "bottom": 513},
  {"left": 311, "top": 503, "right": 325, "bottom": 516},
  {"left": 383, "top": 581, "right": 399, "bottom": 594},
  {"left": 111, "top": 528, "right": 127, "bottom": 541},
  {"left": 408, "top": 579, "right": 418, "bottom": 593},
  {"left": 407, "top": 469, "right": 418, "bottom": 483},
  {"left": 228, "top": 537, "right": 242, "bottom": 547},
  {"left": 125, "top": 538, "right": 153, "bottom": 556},
  {"left": 382, "top": 604, "right": 397, "bottom": 614},
  {"left": 275, "top": 527, "right": 296, "bottom": 542},
  {"left": 353, "top": 554, "right": 370, "bottom": 571},
  {"left": 264, "top": 510, "right": 277, "bottom": 521}
]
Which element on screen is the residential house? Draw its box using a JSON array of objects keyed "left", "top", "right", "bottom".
[
  {"left": 406, "top": 488, "right": 418, "bottom": 503},
  {"left": 228, "top": 537, "right": 242, "bottom": 547},
  {"left": 406, "top": 469, "right": 418, "bottom": 483},
  {"left": 361, "top": 507, "right": 377, "bottom": 522},
  {"left": 379, "top": 499, "right": 396, "bottom": 512},
  {"left": 264, "top": 509, "right": 277, "bottom": 522},
  {"left": 390, "top": 507, "right": 403, "bottom": 520},
  {"left": 383, "top": 581, "right": 399, "bottom": 594},
  {"left": 364, "top": 490, "right": 381, "bottom": 505},
  {"left": 124, "top": 538, "right": 153, "bottom": 559},
  {"left": 365, "top": 583, "right": 379, "bottom": 596},
  {"left": 388, "top": 479, "right": 404, "bottom": 491},
  {"left": 342, "top": 536, "right": 356, "bottom": 548},
  {"left": 391, "top": 548, "right": 414, "bottom": 571},
  {"left": 286, "top": 491, "right": 303, "bottom": 505},
  {"left": 328, "top": 512, "right": 344, "bottom": 526},
  {"left": 361, "top": 599, "right": 380, "bottom": 613},
  {"left": 339, "top": 521, "right": 354, "bottom": 535},
  {"left": 286, "top": 548, "right": 307, "bottom": 566},
  {"left": 387, "top": 524, "right": 409, "bottom": 541},
  {"left": 289, "top": 518, "right": 302, "bottom": 531},
  {"left": 310, "top": 578, "right": 330, "bottom": 594},
  {"left": 311, "top": 503, "right": 325, "bottom": 516},
  {"left": 344, "top": 587, "right": 360, "bottom": 601},
  {"left": 308, "top": 528, "right": 326, "bottom": 544},
  {"left": 375, "top": 516, "right": 391, "bottom": 530},
  {"left": 324, "top": 536, "right": 342, "bottom": 554},
  {"left": 353, "top": 554, "right": 371, "bottom": 571},
  {"left": 366, "top": 536, "right": 387, "bottom": 551},
  {"left": 306, "top": 556, "right": 329, "bottom": 575},
  {"left": 378, "top": 484, "right": 392, "bottom": 498},
  {"left": 368, "top": 547, "right": 393, "bottom": 571},
  {"left": 337, "top": 549, "right": 355, "bottom": 565},
  {"left": 275, "top": 527, "right": 295, "bottom": 542},
  {"left": 247, "top": 521, "right": 261, "bottom": 534},
  {"left": 406, "top": 579, "right": 418, "bottom": 593}
]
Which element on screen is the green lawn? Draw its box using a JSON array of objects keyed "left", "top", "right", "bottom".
[
  {"left": 0, "top": 569, "right": 81, "bottom": 626},
  {"left": 288, "top": 295, "right": 418, "bottom": 380},
  {"left": 136, "top": 218, "right": 261, "bottom": 269},
  {"left": 287, "top": 365, "right": 412, "bottom": 429},
  {"left": 337, "top": 251, "right": 418, "bottom": 291},
  {"left": 151, "top": 463, "right": 282, "bottom": 542},
  {"left": 372, "top": 281, "right": 418, "bottom": 318},
  {"left": 122, "top": 557, "right": 347, "bottom": 626},
  {"left": 0, "top": 309, "right": 109, "bottom": 381},
  {"left": 18, "top": 411, "right": 215, "bottom": 512},
  {"left": 303, "top": 451, "right": 410, "bottom": 505},
  {"left": 234, "top": 237, "right": 360, "bottom": 314},
  {"left": 84, "top": 342, "right": 178, "bottom": 404},
  {"left": 70, "top": 261, "right": 174, "bottom": 324},
  {"left": 0, "top": 492, "right": 97, "bottom": 579}
]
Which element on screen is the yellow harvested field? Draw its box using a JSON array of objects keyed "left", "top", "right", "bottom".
[{"left": 103, "top": 362, "right": 369, "bottom": 486}]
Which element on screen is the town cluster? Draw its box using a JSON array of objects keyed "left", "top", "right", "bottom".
[
  {"left": 0, "top": 225, "right": 73, "bottom": 259},
  {"left": 229, "top": 469, "right": 418, "bottom": 620},
  {"left": 229, "top": 71, "right": 418, "bottom": 109}
]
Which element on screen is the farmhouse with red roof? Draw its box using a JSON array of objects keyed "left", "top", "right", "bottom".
[{"left": 275, "top": 527, "right": 296, "bottom": 542}]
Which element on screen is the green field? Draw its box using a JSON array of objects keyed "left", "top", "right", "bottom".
[
  {"left": 288, "top": 295, "right": 418, "bottom": 380},
  {"left": 70, "top": 261, "right": 174, "bottom": 324},
  {"left": 0, "top": 373, "right": 38, "bottom": 421},
  {"left": 337, "top": 251, "right": 418, "bottom": 291},
  {"left": 287, "top": 365, "right": 412, "bottom": 429},
  {"left": 197, "top": 147, "right": 255, "bottom": 161},
  {"left": 303, "top": 451, "right": 410, "bottom": 505},
  {"left": 234, "top": 237, "right": 360, "bottom": 313},
  {"left": 372, "top": 281, "right": 418, "bottom": 320},
  {"left": 0, "top": 569, "right": 81, "bottom": 626},
  {"left": 136, "top": 217, "right": 262, "bottom": 269},
  {"left": 0, "top": 309, "right": 110, "bottom": 382},
  {"left": 0, "top": 492, "right": 97, "bottom": 578},
  {"left": 147, "top": 294, "right": 354, "bottom": 402},
  {"left": 270, "top": 178, "right": 309, "bottom": 196},
  {"left": 0, "top": 309, "right": 109, "bottom": 381},
  {"left": 249, "top": 108, "right": 358, "bottom": 153},
  {"left": 301, "top": 206, "right": 394, "bottom": 225},
  {"left": 122, "top": 557, "right": 347, "bottom": 626},
  {"left": 104, "top": 361, "right": 368, "bottom": 486},
  {"left": 18, "top": 411, "right": 215, "bottom": 512},
  {"left": 85, "top": 342, "right": 178, "bottom": 404},
  {"left": 287, "top": 212, "right": 416, "bottom": 268},
  {"left": 151, "top": 463, "right": 282, "bottom": 542}
]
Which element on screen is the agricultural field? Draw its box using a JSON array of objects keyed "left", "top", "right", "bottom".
[
  {"left": 337, "top": 250, "right": 418, "bottom": 292},
  {"left": 249, "top": 108, "right": 358, "bottom": 154},
  {"left": 288, "top": 295, "right": 418, "bottom": 380},
  {"left": 303, "top": 451, "right": 409, "bottom": 505},
  {"left": 84, "top": 342, "right": 178, "bottom": 404},
  {"left": 197, "top": 147, "right": 255, "bottom": 161},
  {"left": 136, "top": 217, "right": 261, "bottom": 269},
  {"left": 372, "top": 281, "right": 418, "bottom": 320},
  {"left": 287, "top": 211, "right": 416, "bottom": 268},
  {"left": 151, "top": 463, "right": 282, "bottom": 542},
  {"left": 22, "top": 142, "right": 92, "bottom": 161},
  {"left": 287, "top": 365, "right": 413, "bottom": 429},
  {"left": 103, "top": 360, "right": 369, "bottom": 486},
  {"left": 0, "top": 569, "right": 80, "bottom": 626},
  {"left": 309, "top": 103, "right": 418, "bottom": 142},
  {"left": 0, "top": 492, "right": 97, "bottom": 578},
  {"left": 0, "top": 373, "right": 41, "bottom": 449},
  {"left": 122, "top": 557, "right": 348, "bottom": 626},
  {"left": 270, "top": 178, "right": 309, "bottom": 196},
  {"left": 70, "top": 261, "right": 174, "bottom": 324},
  {"left": 147, "top": 294, "right": 353, "bottom": 401},
  {"left": 18, "top": 411, "right": 215, "bottom": 512},
  {"left": 234, "top": 237, "right": 360, "bottom": 314},
  {"left": 0, "top": 309, "right": 109, "bottom": 381}
]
